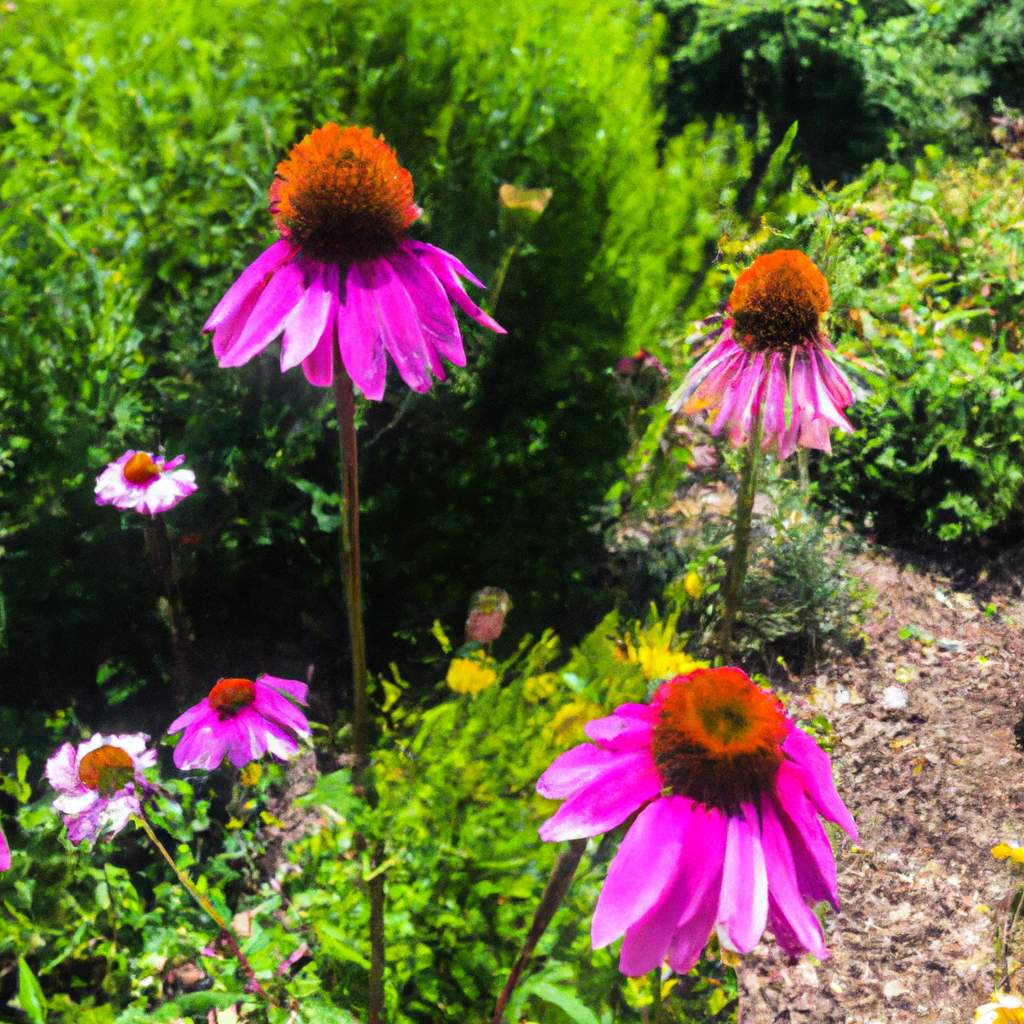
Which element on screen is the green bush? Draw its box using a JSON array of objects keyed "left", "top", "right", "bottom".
[
  {"left": 794, "top": 151, "right": 1024, "bottom": 544},
  {"left": 0, "top": 0, "right": 794, "bottom": 713},
  {"left": 659, "top": 0, "right": 1024, "bottom": 182}
]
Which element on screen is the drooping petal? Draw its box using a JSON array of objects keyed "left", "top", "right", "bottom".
[
  {"left": 301, "top": 287, "right": 338, "bottom": 387},
  {"left": 281, "top": 261, "right": 333, "bottom": 371},
  {"left": 584, "top": 713, "right": 654, "bottom": 751},
  {"left": 716, "top": 804, "right": 768, "bottom": 954},
  {"left": 252, "top": 685, "right": 312, "bottom": 738},
  {"left": 0, "top": 826, "right": 10, "bottom": 871},
  {"left": 760, "top": 797, "right": 828, "bottom": 958},
  {"left": 782, "top": 727, "right": 858, "bottom": 840},
  {"left": 592, "top": 796, "right": 691, "bottom": 949},
  {"left": 665, "top": 805, "right": 728, "bottom": 974},
  {"left": 218, "top": 258, "right": 307, "bottom": 368},
  {"left": 408, "top": 241, "right": 506, "bottom": 334},
  {"left": 168, "top": 701, "right": 217, "bottom": 738},
  {"left": 258, "top": 674, "right": 309, "bottom": 703},
  {"left": 618, "top": 801, "right": 725, "bottom": 975},
  {"left": 538, "top": 749, "right": 661, "bottom": 842},
  {"left": 354, "top": 259, "right": 435, "bottom": 393},
  {"left": 536, "top": 743, "right": 642, "bottom": 801},
  {"left": 204, "top": 240, "right": 293, "bottom": 332},
  {"left": 390, "top": 243, "right": 466, "bottom": 367},
  {"left": 773, "top": 762, "right": 839, "bottom": 907},
  {"left": 338, "top": 264, "right": 388, "bottom": 400}
]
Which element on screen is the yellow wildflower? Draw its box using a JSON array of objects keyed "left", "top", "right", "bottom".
[
  {"left": 623, "top": 638, "right": 705, "bottom": 682},
  {"left": 546, "top": 699, "right": 603, "bottom": 747},
  {"left": 239, "top": 762, "right": 262, "bottom": 787},
  {"left": 446, "top": 654, "right": 499, "bottom": 695},
  {"left": 974, "top": 992, "right": 1024, "bottom": 1023},
  {"left": 523, "top": 673, "right": 559, "bottom": 703},
  {"left": 992, "top": 843, "right": 1024, "bottom": 864},
  {"left": 683, "top": 570, "right": 704, "bottom": 600}
]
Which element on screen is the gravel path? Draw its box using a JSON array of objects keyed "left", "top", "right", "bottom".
[{"left": 739, "top": 551, "right": 1024, "bottom": 1023}]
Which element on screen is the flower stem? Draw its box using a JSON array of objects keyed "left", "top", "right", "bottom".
[
  {"left": 717, "top": 409, "right": 765, "bottom": 662},
  {"left": 134, "top": 813, "right": 271, "bottom": 1003},
  {"left": 490, "top": 839, "right": 587, "bottom": 1024},
  {"left": 332, "top": 371, "right": 386, "bottom": 1024},
  {"left": 650, "top": 966, "right": 663, "bottom": 1023},
  {"left": 332, "top": 373, "right": 370, "bottom": 763},
  {"left": 486, "top": 239, "right": 519, "bottom": 317},
  {"left": 143, "top": 517, "right": 193, "bottom": 704}
]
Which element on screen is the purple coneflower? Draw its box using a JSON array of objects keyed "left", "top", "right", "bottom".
[
  {"left": 204, "top": 123, "right": 505, "bottom": 397},
  {"left": 46, "top": 733, "right": 156, "bottom": 844},
  {"left": 671, "top": 250, "right": 854, "bottom": 458},
  {"left": 537, "top": 666, "right": 857, "bottom": 975},
  {"left": 95, "top": 450, "right": 197, "bottom": 516},
  {"left": 168, "top": 675, "right": 311, "bottom": 770}
]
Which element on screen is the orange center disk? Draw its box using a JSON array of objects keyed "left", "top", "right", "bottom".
[
  {"left": 123, "top": 452, "right": 162, "bottom": 484},
  {"left": 651, "top": 667, "right": 789, "bottom": 810},
  {"left": 78, "top": 745, "right": 135, "bottom": 795},
  {"left": 728, "top": 249, "right": 830, "bottom": 352},
  {"left": 208, "top": 677, "right": 257, "bottom": 717},
  {"left": 269, "top": 123, "right": 419, "bottom": 265}
]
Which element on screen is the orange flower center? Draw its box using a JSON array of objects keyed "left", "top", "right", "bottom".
[
  {"left": 269, "top": 123, "right": 419, "bottom": 265},
  {"left": 728, "top": 250, "right": 830, "bottom": 352},
  {"left": 208, "top": 677, "right": 256, "bottom": 718},
  {"left": 78, "top": 745, "right": 135, "bottom": 796},
  {"left": 651, "top": 668, "right": 789, "bottom": 810},
  {"left": 123, "top": 452, "right": 161, "bottom": 484}
]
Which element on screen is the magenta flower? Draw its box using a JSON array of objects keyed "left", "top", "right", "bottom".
[
  {"left": 168, "top": 675, "right": 311, "bottom": 770},
  {"left": 204, "top": 123, "right": 505, "bottom": 398},
  {"left": 536, "top": 666, "right": 857, "bottom": 975},
  {"left": 95, "top": 450, "right": 197, "bottom": 516},
  {"left": 46, "top": 733, "right": 156, "bottom": 845},
  {"left": 670, "top": 250, "right": 855, "bottom": 459},
  {"left": 0, "top": 825, "right": 9, "bottom": 872}
]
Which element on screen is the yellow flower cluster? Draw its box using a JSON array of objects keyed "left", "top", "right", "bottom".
[
  {"left": 621, "top": 637, "right": 705, "bottom": 682},
  {"left": 545, "top": 699, "right": 603, "bottom": 747},
  {"left": 523, "top": 673, "right": 559, "bottom": 703},
  {"left": 445, "top": 654, "right": 499, "bottom": 695},
  {"left": 974, "top": 991, "right": 1024, "bottom": 1023},
  {"left": 992, "top": 843, "right": 1024, "bottom": 864}
]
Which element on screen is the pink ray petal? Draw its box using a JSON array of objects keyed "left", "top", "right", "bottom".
[
  {"left": 338, "top": 264, "right": 388, "bottom": 400},
  {"left": 716, "top": 804, "right": 768, "bottom": 954},
  {"left": 281, "top": 261, "right": 333, "bottom": 371},
  {"left": 783, "top": 727, "right": 858, "bottom": 840},
  {"left": 204, "top": 240, "right": 293, "bottom": 332}
]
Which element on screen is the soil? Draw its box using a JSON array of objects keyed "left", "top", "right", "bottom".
[{"left": 738, "top": 547, "right": 1024, "bottom": 1024}]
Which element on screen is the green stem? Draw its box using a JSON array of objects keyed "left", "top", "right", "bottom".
[
  {"left": 650, "top": 966, "right": 662, "bottom": 1023},
  {"left": 486, "top": 239, "right": 519, "bottom": 317},
  {"left": 331, "top": 372, "right": 386, "bottom": 1024},
  {"left": 717, "top": 409, "right": 765, "bottom": 662},
  {"left": 134, "top": 813, "right": 271, "bottom": 1003},
  {"left": 490, "top": 839, "right": 587, "bottom": 1024},
  {"left": 143, "top": 517, "right": 193, "bottom": 704}
]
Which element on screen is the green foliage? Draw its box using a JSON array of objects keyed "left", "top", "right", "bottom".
[
  {"left": 795, "top": 152, "right": 1024, "bottom": 544},
  {"left": 660, "top": 0, "right": 1024, "bottom": 181},
  {"left": 0, "top": 0, "right": 794, "bottom": 717}
]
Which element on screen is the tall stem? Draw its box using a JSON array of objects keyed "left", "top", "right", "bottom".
[
  {"left": 144, "top": 517, "right": 193, "bottom": 704},
  {"left": 332, "top": 373, "right": 369, "bottom": 762},
  {"left": 486, "top": 240, "right": 519, "bottom": 317},
  {"left": 331, "top": 372, "right": 386, "bottom": 1024},
  {"left": 717, "top": 409, "right": 765, "bottom": 662},
  {"left": 134, "top": 813, "right": 271, "bottom": 1003},
  {"left": 490, "top": 839, "right": 587, "bottom": 1024}
]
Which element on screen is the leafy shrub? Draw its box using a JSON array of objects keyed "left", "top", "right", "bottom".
[
  {"left": 794, "top": 151, "right": 1024, "bottom": 544},
  {"left": 660, "top": 0, "right": 1024, "bottom": 182}
]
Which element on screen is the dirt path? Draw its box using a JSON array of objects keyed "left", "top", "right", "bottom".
[{"left": 739, "top": 549, "right": 1024, "bottom": 1024}]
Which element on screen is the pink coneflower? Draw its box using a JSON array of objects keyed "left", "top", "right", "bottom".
[
  {"left": 168, "top": 675, "right": 311, "bottom": 770},
  {"left": 95, "top": 450, "right": 197, "bottom": 516},
  {"left": 670, "top": 250, "right": 855, "bottom": 459},
  {"left": 204, "top": 123, "right": 505, "bottom": 397},
  {"left": 46, "top": 734, "right": 156, "bottom": 845},
  {"left": 0, "top": 825, "right": 9, "bottom": 871},
  {"left": 536, "top": 666, "right": 857, "bottom": 975}
]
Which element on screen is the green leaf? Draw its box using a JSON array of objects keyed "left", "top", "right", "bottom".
[
  {"left": 17, "top": 958, "right": 47, "bottom": 1024},
  {"left": 528, "top": 981, "right": 600, "bottom": 1024}
]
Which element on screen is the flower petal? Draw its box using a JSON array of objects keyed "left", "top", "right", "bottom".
[
  {"left": 536, "top": 743, "right": 637, "bottom": 800},
  {"left": 338, "top": 264, "right": 388, "bottom": 400},
  {"left": 301, "top": 287, "right": 338, "bottom": 388},
  {"left": 219, "top": 258, "right": 306, "bottom": 368},
  {"left": 716, "top": 804, "right": 768, "bottom": 954},
  {"left": 592, "top": 796, "right": 691, "bottom": 948},
  {"left": 584, "top": 713, "right": 653, "bottom": 751},
  {"left": 204, "top": 240, "right": 293, "bottom": 332},
  {"left": 538, "top": 749, "right": 661, "bottom": 842},
  {"left": 782, "top": 727, "right": 858, "bottom": 840},
  {"left": 281, "top": 261, "right": 333, "bottom": 371}
]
